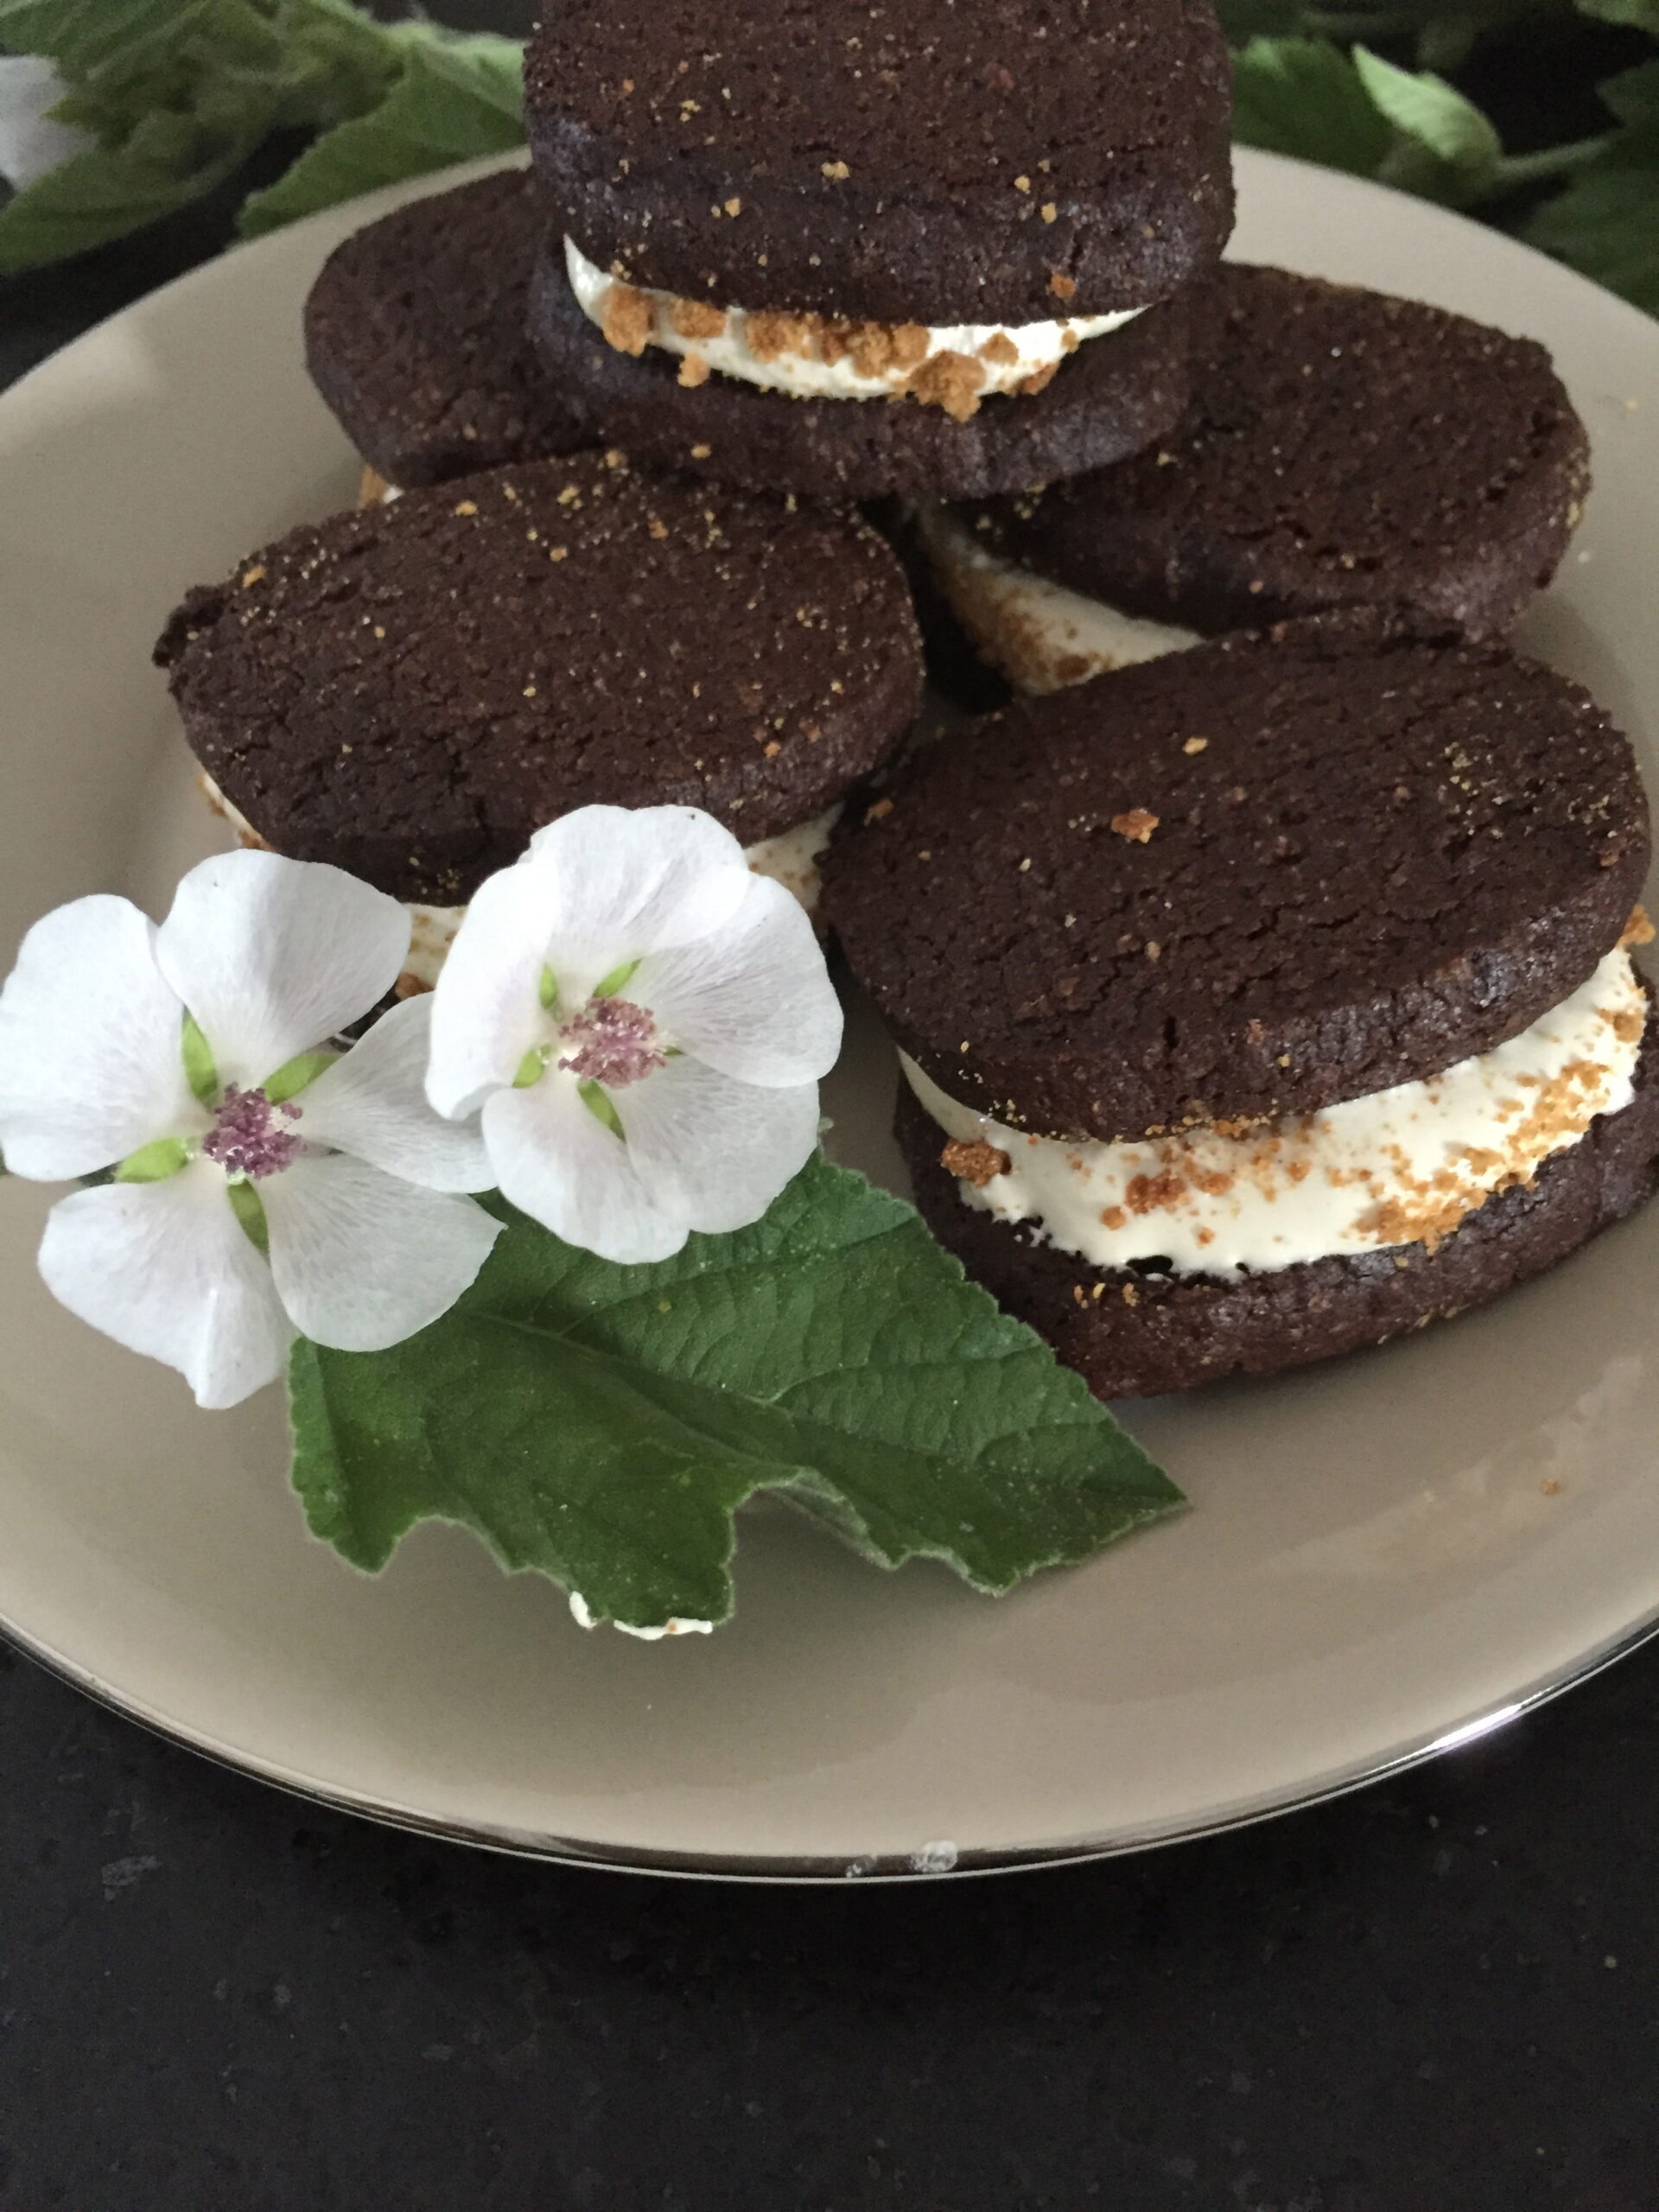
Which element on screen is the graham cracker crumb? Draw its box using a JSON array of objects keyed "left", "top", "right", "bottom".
[
  {"left": 905, "top": 349, "right": 985, "bottom": 423},
  {"left": 690, "top": 443, "right": 713, "bottom": 460},
  {"left": 1014, "top": 175, "right": 1032, "bottom": 193},
  {"left": 942, "top": 1138, "right": 1012, "bottom": 1188},
  {"left": 670, "top": 297, "right": 726, "bottom": 340},
  {"left": 979, "top": 331, "right": 1020, "bottom": 367},
  {"left": 1620, "top": 904, "right": 1654, "bottom": 948},
  {"left": 1049, "top": 272, "right": 1077, "bottom": 300},
  {"left": 1184, "top": 736, "right": 1209, "bottom": 754},
  {"left": 1040, "top": 201, "right": 1058, "bottom": 223},
  {"left": 452, "top": 500, "right": 477, "bottom": 517},
  {"left": 648, "top": 518, "right": 669, "bottom": 540},
  {"left": 724, "top": 196, "right": 742, "bottom": 216},
  {"left": 601, "top": 282, "right": 654, "bottom": 357},
  {"left": 1111, "top": 810, "right": 1160, "bottom": 843},
  {"left": 678, "top": 353, "right": 711, "bottom": 388},
  {"left": 864, "top": 797, "right": 894, "bottom": 823}
]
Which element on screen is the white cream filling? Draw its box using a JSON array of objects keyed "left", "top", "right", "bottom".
[
  {"left": 565, "top": 236, "right": 1145, "bottom": 408},
  {"left": 917, "top": 504, "right": 1200, "bottom": 693},
  {"left": 199, "top": 775, "right": 837, "bottom": 990},
  {"left": 904, "top": 950, "right": 1647, "bottom": 1280}
]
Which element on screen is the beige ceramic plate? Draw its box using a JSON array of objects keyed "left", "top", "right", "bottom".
[{"left": 2, "top": 151, "right": 1657, "bottom": 1879}]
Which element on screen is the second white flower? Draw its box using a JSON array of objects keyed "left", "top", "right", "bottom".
[{"left": 425, "top": 807, "right": 844, "bottom": 1262}]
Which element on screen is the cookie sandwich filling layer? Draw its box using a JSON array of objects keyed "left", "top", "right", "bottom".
[
  {"left": 200, "top": 776, "right": 840, "bottom": 988},
  {"left": 903, "top": 943, "right": 1649, "bottom": 1281},
  {"left": 918, "top": 505, "right": 1198, "bottom": 691},
  {"left": 565, "top": 238, "right": 1147, "bottom": 422}
]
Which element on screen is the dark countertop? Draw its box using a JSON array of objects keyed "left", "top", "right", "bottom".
[{"left": 4, "top": 15, "right": 1659, "bottom": 2209}]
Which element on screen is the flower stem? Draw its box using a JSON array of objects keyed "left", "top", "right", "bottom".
[{"left": 1488, "top": 136, "right": 1612, "bottom": 191}]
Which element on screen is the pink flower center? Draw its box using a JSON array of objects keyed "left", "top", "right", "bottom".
[
  {"left": 200, "top": 1084, "right": 303, "bottom": 1179},
  {"left": 557, "top": 996, "right": 666, "bottom": 1088}
]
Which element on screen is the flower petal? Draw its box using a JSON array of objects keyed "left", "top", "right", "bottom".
[
  {"left": 425, "top": 855, "right": 557, "bottom": 1121},
  {"left": 0, "top": 56, "right": 94, "bottom": 190},
  {"left": 37, "top": 1164, "right": 292, "bottom": 1409},
  {"left": 632, "top": 873, "right": 843, "bottom": 1087},
  {"left": 620, "top": 1055, "right": 821, "bottom": 1235},
  {"left": 262, "top": 1154, "right": 501, "bottom": 1351},
  {"left": 523, "top": 805, "right": 753, "bottom": 997},
  {"left": 0, "top": 894, "right": 199, "bottom": 1179},
  {"left": 155, "top": 850, "right": 410, "bottom": 1087},
  {"left": 299, "top": 996, "right": 493, "bottom": 1192},
  {"left": 482, "top": 1074, "right": 688, "bottom": 1262}
]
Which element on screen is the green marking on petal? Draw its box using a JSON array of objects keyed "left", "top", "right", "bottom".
[
  {"left": 181, "top": 1013, "right": 218, "bottom": 1106},
  {"left": 514, "top": 1046, "right": 550, "bottom": 1089},
  {"left": 113, "top": 1136, "right": 193, "bottom": 1184},
  {"left": 578, "top": 1078, "right": 625, "bottom": 1141},
  {"left": 264, "top": 1050, "right": 339, "bottom": 1104},
  {"left": 538, "top": 965, "right": 560, "bottom": 1012},
  {"left": 226, "top": 1176, "right": 270, "bottom": 1255},
  {"left": 593, "top": 957, "right": 641, "bottom": 999}
]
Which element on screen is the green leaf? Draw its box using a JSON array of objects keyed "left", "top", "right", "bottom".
[
  {"left": 0, "top": 0, "right": 209, "bottom": 79},
  {"left": 1577, "top": 0, "right": 1659, "bottom": 31},
  {"left": 1599, "top": 57, "right": 1659, "bottom": 128},
  {"left": 0, "top": 125, "right": 257, "bottom": 271},
  {"left": 234, "top": 33, "right": 523, "bottom": 238},
  {"left": 1525, "top": 112, "right": 1659, "bottom": 311},
  {"left": 289, "top": 1160, "right": 1182, "bottom": 1634},
  {"left": 1230, "top": 38, "right": 1394, "bottom": 174},
  {"left": 1353, "top": 43, "right": 1504, "bottom": 201}
]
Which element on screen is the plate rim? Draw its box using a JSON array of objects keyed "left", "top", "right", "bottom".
[{"left": 7, "top": 1598, "right": 1658, "bottom": 1881}]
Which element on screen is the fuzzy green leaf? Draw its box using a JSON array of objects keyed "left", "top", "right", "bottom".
[
  {"left": 1353, "top": 43, "right": 1504, "bottom": 200},
  {"left": 289, "top": 1160, "right": 1182, "bottom": 1635},
  {"left": 234, "top": 32, "right": 521, "bottom": 237},
  {"left": 1230, "top": 37, "right": 1395, "bottom": 174},
  {"left": 1525, "top": 114, "right": 1659, "bottom": 311},
  {"left": 1576, "top": 0, "right": 1659, "bottom": 32}
]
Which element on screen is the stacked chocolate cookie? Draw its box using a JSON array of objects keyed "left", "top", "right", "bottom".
[{"left": 155, "top": 0, "right": 1659, "bottom": 1398}]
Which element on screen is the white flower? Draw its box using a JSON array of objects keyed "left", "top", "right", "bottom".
[
  {"left": 0, "top": 56, "right": 94, "bottom": 191},
  {"left": 427, "top": 805, "right": 843, "bottom": 1263},
  {"left": 0, "top": 851, "right": 502, "bottom": 1409}
]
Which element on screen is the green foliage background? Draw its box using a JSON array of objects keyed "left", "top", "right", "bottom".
[{"left": 0, "top": 0, "right": 1655, "bottom": 310}]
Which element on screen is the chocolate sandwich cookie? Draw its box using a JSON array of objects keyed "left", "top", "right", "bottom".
[
  {"left": 922, "top": 265, "right": 1591, "bottom": 696},
  {"left": 156, "top": 452, "right": 924, "bottom": 977},
  {"left": 304, "top": 169, "right": 585, "bottom": 490},
  {"left": 520, "top": 0, "right": 1231, "bottom": 499},
  {"left": 824, "top": 614, "right": 1657, "bottom": 1396}
]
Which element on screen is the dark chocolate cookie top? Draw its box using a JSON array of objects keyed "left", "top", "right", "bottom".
[
  {"left": 525, "top": 0, "right": 1233, "bottom": 325},
  {"left": 156, "top": 454, "right": 924, "bottom": 903},
  {"left": 825, "top": 614, "right": 1648, "bottom": 1141},
  {"left": 303, "top": 170, "right": 586, "bottom": 490},
  {"left": 960, "top": 265, "right": 1591, "bottom": 641}
]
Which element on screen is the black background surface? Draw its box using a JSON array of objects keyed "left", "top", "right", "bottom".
[{"left": 3, "top": 9, "right": 1658, "bottom": 2207}]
